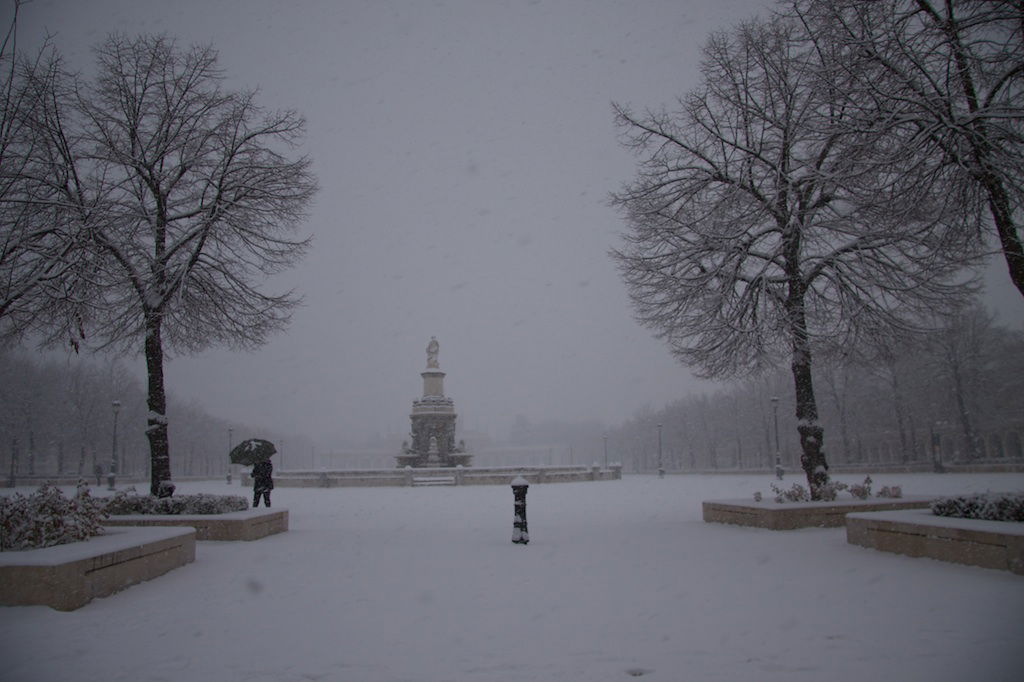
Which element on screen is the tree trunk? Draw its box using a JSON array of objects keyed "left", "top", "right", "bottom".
[
  {"left": 791, "top": 357, "right": 829, "bottom": 498},
  {"left": 889, "top": 370, "right": 909, "bottom": 463},
  {"left": 8, "top": 438, "right": 18, "bottom": 487},
  {"left": 825, "top": 368, "right": 852, "bottom": 464},
  {"left": 27, "top": 428, "right": 35, "bottom": 475},
  {"left": 982, "top": 172, "right": 1024, "bottom": 298},
  {"left": 144, "top": 312, "right": 173, "bottom": 496},
  {"left": 788, "top": 304, "right": 830, "bottom": 499},
  {"left": 952, "top": 377, "right": 979, "bottom": 460},
  {"left": 947, "top": 350, "right": 980, "bottom": 460},
  {"left": 784, "top": 239, "right": 830, "bottom": 497}
]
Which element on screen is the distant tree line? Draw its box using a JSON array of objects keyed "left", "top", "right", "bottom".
[
  {"left": 0, "top": 350, "right": 312, "bottom": 484},
  {"left": 608, "top": 304, "right": 1024, "bottom": 473}
]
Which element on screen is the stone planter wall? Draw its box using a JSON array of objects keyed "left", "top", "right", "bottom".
[
  {"left": 846, "top": 509, "right": 1024, "bottom": 575},
  {"left": 0, "top": 526, "right": 195, "bottom": 611},
  {"left": 103, "top": 508, "right": 288, "bottom": 541},
  {"left": 702, "top": 497, "right": 933, "bottom": 530}
]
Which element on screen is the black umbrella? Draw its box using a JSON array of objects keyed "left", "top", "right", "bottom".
[{"left": 229, "top": 438, "right": 277, "bottom": 466}]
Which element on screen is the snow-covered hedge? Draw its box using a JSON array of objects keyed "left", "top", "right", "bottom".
[
  {"left": 757, "top": 476, "right": 903, "bottom": 503},
  {"left": 103, "top": 488, "right": 248, "bottom": 515},
  {"left": 0, "top": 484, "right": 107, "bottom": 551},
  {"left": 930, "top": 493, "right": 1024, "bottom": 522}
]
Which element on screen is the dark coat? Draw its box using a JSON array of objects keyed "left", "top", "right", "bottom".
[{"left": 252, "top": 460, "right": 274, "bottom": 492}]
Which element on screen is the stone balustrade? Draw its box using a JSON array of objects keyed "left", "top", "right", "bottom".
[{"left": 246, "top": 464, "right": 623, "bottom": 488}]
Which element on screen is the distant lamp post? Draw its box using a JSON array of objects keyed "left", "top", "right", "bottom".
[
  {"left": 930, "top": 422, "right": 946, "bottom": 473},
  {"left": 657, "top": 423, "right": 664, "bottom": 478},
  {"left": 771, "top": 396, "right": 783, "bottom": 480},
  {"left": 227, "top": 427, "right": 234, "bottom": 484},
  {"left": 603, "top": 434, "right": 608, "bottom": 469},
  {"left": 108, "top": 400, "right": 121, "bottom": 490}
]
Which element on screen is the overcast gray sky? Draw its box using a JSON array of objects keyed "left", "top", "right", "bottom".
[{"left": 13, "top": 0, "right": 1022, "bottom": 448}]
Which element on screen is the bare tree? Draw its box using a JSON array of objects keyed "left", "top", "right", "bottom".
[
  {"left": 33, "top": 34, "right": 317, "bottom": 495},
  {"left": 927, "top": 305, "right": 1002, "bottom": 459},
  {"left": 817, "top": 354, "right": 854, "bottom": 463},
  {"left": 792, "top": 0, "right": 1024, "bottom": 297},
  {"left": 0, "top": 2, "right": 89, "bottom": 345},
  {"left": 611, "top": 17, "right": 977, "bottom": 497}
]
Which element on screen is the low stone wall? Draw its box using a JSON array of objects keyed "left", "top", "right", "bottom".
[
  {"left": 0, "top": 526, "right": 196, "bottom": 611},
  {"left": 252, "top": 464, "right": 623, "bottom": 488},
  {"left": 103, "top": 508, "right": 288, "bottom": 541},
  {"left": 702, "top": 497, "right": 933, "bottom": 530},
  {"left": 846, "top": 509, "right": 1024, "bottom": 575}
]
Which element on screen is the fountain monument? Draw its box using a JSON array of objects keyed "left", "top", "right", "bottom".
[{"left": 396, "top": 337, "right": 472, "bottom": 468}]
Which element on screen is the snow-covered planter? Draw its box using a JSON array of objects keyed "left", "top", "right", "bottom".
[
  {"left": 930, "top": 492, "right": 1024, "bottom": 523},
  {"left": 704, "top": 476, "right": 921, "bottom": 529},
  {"left": 103, "top": 488, "right": 248, "bottom": 515},
  {"left": 100, "top": 488, "right": 285, "bottom": 541},
  {"left": 0, "top": 526, "right": 196, "bottom": 610},
  {"left": 847, "top": 509, "right": 1024, "bottom": 575},
  {"left": 0, "top": 483, "right": 107, "bottom": 551}
]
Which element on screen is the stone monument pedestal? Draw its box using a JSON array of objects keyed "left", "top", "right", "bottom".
[{"left": 396, "top": 338, "right": 472, "bottom": 468}]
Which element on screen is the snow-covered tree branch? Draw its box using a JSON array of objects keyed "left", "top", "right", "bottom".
[{"left": 791, "top": 0, "right": 1024, "bottom": 298}]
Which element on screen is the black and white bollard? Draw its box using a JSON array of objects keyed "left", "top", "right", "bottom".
[{"left": 511, "top": 475, "right": 529, "bottom": 545}]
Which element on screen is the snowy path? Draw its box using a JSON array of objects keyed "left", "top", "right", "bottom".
[{"left": 2, "top": 473, "right": 1022, "bottom": 681}]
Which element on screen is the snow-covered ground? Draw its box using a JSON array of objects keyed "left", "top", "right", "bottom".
[{"left": 2, "top": 472, "right": 1023, "bottom": 682}]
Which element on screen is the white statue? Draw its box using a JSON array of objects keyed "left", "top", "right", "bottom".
[{"left": 426, "top": 336, "right": 440, "bottom": 368}]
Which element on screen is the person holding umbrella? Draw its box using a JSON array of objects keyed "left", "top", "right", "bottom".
[
  {"left": 252, "top": 459, "right": 274, "bottom": 508},
  {"left": 229, "top": 438, "right": 276, "bottom": 508}
]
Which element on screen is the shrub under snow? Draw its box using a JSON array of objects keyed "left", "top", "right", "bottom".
[
  {"left": 103, "top": 488, "right": 248, "bottom": 515},
  {"left": 760, "top": 476, "right": 901, "bottom": 503},
  {"left": 0, "top": 483, "right": 107, "bottom": 551},
  {"left": 930, "top": 493, "right": 1024, "bottom": 522}
]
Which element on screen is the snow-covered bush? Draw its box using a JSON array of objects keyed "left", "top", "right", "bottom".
[
  {"left": 771, "top": 482, "right": 810, "bottom": 503},
  {"left": 758, "top": 476, "right": 899, "bottom": 503},
  {"left": 104, "top": 488, "right": 248, "bottom": 515},
  {"left": 931, "top": 493, "right": 1024, "bottom": 522},
  {"left": 816, "top": 480, "right": 848, "bottom": 501},
  {"left": 877, "top": 485, "right": 903, "bottom": 498},
  {"left": 848, "top": 476, "right": 872, "bottom": 500},
  {"left": 0, "top": 483, "right": 107, "bottom": 551}
]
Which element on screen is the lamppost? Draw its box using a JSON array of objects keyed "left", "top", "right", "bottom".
[
  {"left": 603, "top": 434, "right": 608, "bottom": 469},
  {"left": 771, "top": 396, "right": 783, "bottom": 479},
  {"left": 657, "top": 423, "right": 664, "bottom": 478},
  {"left": 930, "top": 421, "right": 946, "bottom": 473},
  {"left": 108, "top": 400, "right": 121, "bottom": 490},
  {"left": 227, "top": 427, "right": 234, "bottom": 484}
]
